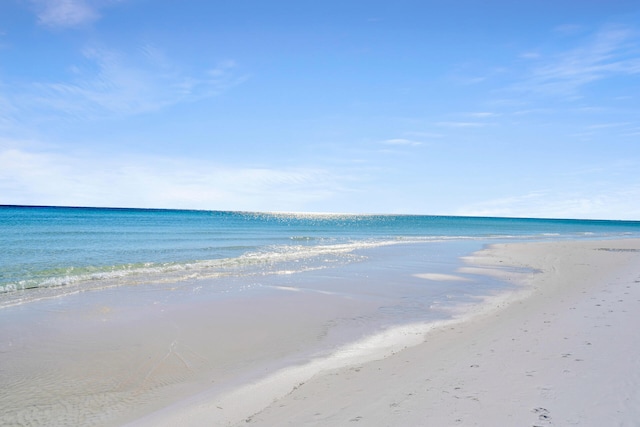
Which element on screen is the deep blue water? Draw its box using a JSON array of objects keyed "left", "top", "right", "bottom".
[{"left": 2, "top": 205, "right": 640, "bottom": 299}]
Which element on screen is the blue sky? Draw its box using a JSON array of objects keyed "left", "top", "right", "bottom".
[{"left": 1, "top": 0, "right": 639, "bottom": 219}]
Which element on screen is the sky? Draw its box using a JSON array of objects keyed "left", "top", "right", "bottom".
[{"left": 1, "top": 0, "right": 639, "bottom": 219}]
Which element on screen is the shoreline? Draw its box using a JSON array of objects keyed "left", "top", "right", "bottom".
[
  {"left": 0, "top": 240, "right": 497, "bottom": 426},
  {"left": 133, "top": 238, "right": 640, "bottom": 426}
]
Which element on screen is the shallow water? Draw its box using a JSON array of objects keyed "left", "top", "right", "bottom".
[
  {"left": 3, "top": 206, "right": 639, "bottom": 300},
  {"left": 0, "top": 241, "right": 511, "bottom": 426}
]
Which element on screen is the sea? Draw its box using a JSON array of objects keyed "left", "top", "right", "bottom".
[
  {"left": 2, "top": 205, "right": 640, "bottom": 425},
  {"left": 3, "top": 205, "right": 640, "bottom": 301}
]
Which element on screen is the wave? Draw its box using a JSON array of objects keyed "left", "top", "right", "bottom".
[
  {"left": 4, "top": 229, "right": 635, "bottom": 295},
  {"left": 0, "top": 239, "right": 399, "bottom": 302},
  {"left": 3, "top": 228, "right": 639, "bottom": 307}
]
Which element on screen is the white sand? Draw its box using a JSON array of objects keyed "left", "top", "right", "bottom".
[{"left": 133, "top": 238, "right": 640, "bottom": 426}]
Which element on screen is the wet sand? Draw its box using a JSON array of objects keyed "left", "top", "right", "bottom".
[
  {"left": 0, "top": 282, "right": 385, "bottom": 425},
  {"left": 0, "top": 241, "right": 493, "bottom": 426},
  {"left": 135, "top": 239, "right": 640, "bottom": 426}
]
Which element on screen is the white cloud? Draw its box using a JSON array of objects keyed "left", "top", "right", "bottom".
[
  {"left": 380, "top": 138, "right": 422, "bottom": 146},
  {"left": 454, "top": 76, "right": 487, "bottom": 85},
  {"left": 435, "top": 121, "right": 486, "bottom": 128},
  {"left": 519, "top": 25, "right": 640, "bottom": 95},
  {"left": 553, "top": 24, "right": 585, "bottom": 36},
  {"left": 467, "top": 112, "right": 499, "bottom": 118},
  {"left": 404, "top": 131, "right": 443, "bottom": 139},
  {"left": 0, "top": 93, "right": 17, "bottom": 131},
  {"left": 456, "top": 188, "right": 640, "bottom": 220},
  {"left": 11, "top": 46, "right": 246, "bottom": 120},
  {"left": 586, "top": 122, "right": 631, "bottom": 129},
  {"left": 32, "top": 0, "right": 101, "bottom": 28},
  {"left": 0, "top": 145, "right": 340, "bottom": 211},
  {"left": 519, "top": 52, "right": 541, "bottom": 60}
]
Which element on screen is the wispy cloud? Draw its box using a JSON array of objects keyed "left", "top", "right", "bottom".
[
  {"left": 518, "top": 25, "right": 640, "bottom": 95},
  {"left": 0, "top": 145, "right": 340, "bottom": 211},
  {"left": 466, "top": 112, "right": 499, "bottom": 118},
  {"left": 435, "top": 121, "right": 486, "bottom": 128},
  {"left": 380, "top": 138, "right": 422, "bottom": 147},
  {"left": 404, "top": 131, "right": 444, "bottom": 139},
  {"left": 0, "top": 91, "right": 18, "bottom": 131},
  {"left": 456, "top": 187, "right": 640, "bottom": 220},
  {"left": 553, "top": 24, "right": 585, "bottom": 36},
  {"left": 450, "top": 64, "right": 509, "bottom": 87},
  {"left": 31, "top": 0, "right": 109, "bottom": 28},
  {"left": 585, "top": 122, "right": 631, "bottom": 129},
  {"left": 10, "top": 46, "right": 246, "bottom": 120},
  {"left": 519, "top": 51, "right": 541, "bottom": 60}
]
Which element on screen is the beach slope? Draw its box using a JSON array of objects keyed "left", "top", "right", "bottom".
[{"left": 136, "top": 238, "right": 640, "bottom": 426}]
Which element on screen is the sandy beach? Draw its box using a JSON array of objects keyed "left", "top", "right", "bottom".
[{"left": 134, "top": 238, "right": 640, "bottom": 426}]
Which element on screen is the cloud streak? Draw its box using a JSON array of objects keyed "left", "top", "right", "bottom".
[
  {"left": 456, "top": 187, "right": 640, "bottom": 220},
  {"left": 435, "top": 121, "right": 486, "bottom": 128},
  {"left": 518, "top": 25, "right": 640, "bottom": 95},
  {"left": 9, "top": 46, "right": 246, "bottom": 120},
  {"left": 31, "top": 0, "right": 103, "bottom": 28},
  {"left": 380, "top": 138, "right": 422, "bottom": 147}
]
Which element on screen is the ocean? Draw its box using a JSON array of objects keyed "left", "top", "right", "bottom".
[
  {"left": 2, "top": 205, "right": 640, "bottom": 425},
  {"left": 3, "top": 205, "right": 640, "bottom": 301}
]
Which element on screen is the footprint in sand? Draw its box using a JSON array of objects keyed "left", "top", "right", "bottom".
[{"left": 532, "top": 407, "right": 552, "bottom": 423}]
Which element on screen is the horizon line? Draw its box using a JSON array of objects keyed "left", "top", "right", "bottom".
[{"left": 1, "top": 204, "right": 638, "bottom": 223}]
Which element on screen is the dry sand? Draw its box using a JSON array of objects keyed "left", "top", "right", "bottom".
[{"left": 134, "top": 238, "right": 640, "bottom": 426}]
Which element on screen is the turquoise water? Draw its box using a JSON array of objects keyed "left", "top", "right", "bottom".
[{"left": 2, "top": 205, "right": 640, "bottom": 301}]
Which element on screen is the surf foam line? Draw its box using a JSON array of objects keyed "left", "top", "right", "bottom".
[
  {"left": 0, "top": 239, "right": 416, "bottom": 309},
  {"left": 1, "top": 228, "right": 592, "bottom": 306},
  {"left": 4, "top": 229, "right": 620, "bottom": 296},
  {"left": 0, "top": 240, "right": 385, "bottom": 293}
]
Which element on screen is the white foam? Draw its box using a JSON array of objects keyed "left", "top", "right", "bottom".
[{"left": 413, "top": 273, "right": 472, "bottom": 282}]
